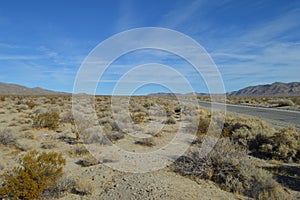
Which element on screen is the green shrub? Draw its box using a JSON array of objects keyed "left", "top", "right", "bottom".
[
  {"left": 33, "top": 110, "right": 60, "bottom": 130},
  {"left": 0, "top": 150, "right": 66, "bottom": 199}
]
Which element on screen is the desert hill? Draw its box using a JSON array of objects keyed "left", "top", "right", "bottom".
[
  {"left": 228, "top": 82, "right": 300, "bottom": 96},
  {"left": 0, "top": 82, "right": 68, "bottom": 95}
]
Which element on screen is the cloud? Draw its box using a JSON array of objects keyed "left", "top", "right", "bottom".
[
  {"left": 0, "top": 55, "right": 43, "bottom": 60},
  {"left": 218, "top": 42, "right": 300, "bottom": 91},
  {"left": 202, "top": 7, "right": 300, "bottom": 91},
  {"left": 115, "top": 0, "right": 141, "bottom": 32},
  {"left": 0, "top": 42, "right": 20, "bottom": 49},
  {"left": 239, "top": 8, "right": 300, "bottom": 44},
  {"left": 160, "top": 0, "right": 205, "bottom": 28}
]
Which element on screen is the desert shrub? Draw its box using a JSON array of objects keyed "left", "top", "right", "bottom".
[
  {"left": 110, "top": 121, "right": 120, "bottom": 131},
  {"left": 290, "top": 97, "right": 300, "bottom": 105},
  {"left": 60, "top": 111, "right": 74, "bottom": 123},
  {"left": 174, "top": 138, "right": 289, "bottom": 199},
  {"left": 41, "top": 141, "right": 57, "bottom": 149},
  {"left": 107, "top": 132, "right": 125, "bottom": 142},
  {"left": 25, "top": 100, "right": 36, "bottom": 109},
  {"left": 134, "top": 138, "right": 155, "bottom": 147},
  {"left": 130, "top": 112, "right": 147, "bottom": 124},
  {"left": 74, "top": 178, "right": 94, "bottom": 196},
  {"left": 268, "top": 99, "right": 295, "bottom": 107},
  {"left": 52, "top": 176, "right": 76, "bottom": 197},
  {"left": 224, "top": 116, "right": 273, "bottom": 147},
  {"left": 196, "top": 117, "right": 210, "bottom": 137},
  {"left": 23, "top": 131, "right": 34, "bottom": 139},
  {"left": 69, "top": 145, "right": 90, "bottom": 157},
  {"left": 0, "top": 96, "right": 5, "bottom": 101},
  {"left": 250, "top": 126, "right": 300, "bottom": 162},
  {"left": 76, "top": 156, "right": 100, "bottom": 167},
  {"left": 33, "top": 110, "right": 60, "bottom": 130},
  {"left": 15, "top": 142, "right": 30, "bottom": 152},
  {"left": 221, "top": 122, "right": 250, "bottom": 137},
  {"left": 0, "top": 129, "right": 17, "bottom": 146},
  {"left": 162, "top": 117, "right": 176, "bottom": 124},
  {"left": 0, "top": 150, "right": 66, "bottom": 199},
  {"left": 175, "top": 138, "right": 247, "bottom": 185},
  {"left": 240, "top": 163, "right": 290, "bottom": 200},
  {"left": 81, "top": 127, "right": 110, "bottom": 144},
  {"left": 16, "top": 105, "right": 29, "bottom": 112}
]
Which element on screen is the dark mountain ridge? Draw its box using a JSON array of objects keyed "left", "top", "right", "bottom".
[{"left": 228, "top": 82, "right": 300, "bottom": 96}]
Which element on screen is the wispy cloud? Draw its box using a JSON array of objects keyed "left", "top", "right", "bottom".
[
  {"left": 0, "top": 42, "right": 20, "bottom": 49},
  {"left": 0, "top": 55, "right": 44, "bottom": 60},
  {"left": 202, "top": 6, "right": 300, "bottom": 91},
  {"left": 115, "top": 0, "right": 142, "bottom": 32},
  {"left": 239, "top": 9, "right": 300, "bottom": 44},
  {"left": 160, "top": 0, "right": 205, "bottom": 29}
]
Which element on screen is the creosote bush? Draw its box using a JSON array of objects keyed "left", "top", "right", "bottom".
[
  {"left": 0, "top": 150, "right": 66, "bottom": 199},
  {"left": 33, "top": 110, "right": 60, "bottom": 130}
]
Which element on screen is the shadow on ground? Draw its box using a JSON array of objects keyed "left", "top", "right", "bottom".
[{"left": 264, "top": 165, "right": 300, "bottom": 191}]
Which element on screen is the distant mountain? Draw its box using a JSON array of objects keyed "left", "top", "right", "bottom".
[
  {"left": 148, "top": 92, "right": 209, "bottom": 97},
  {"left": 228, "top": 82, "right": 300, "bottom": 97},
  {"left": 148, "top": 92, "right": 180, "bottom": 97},
  {"left": 148, "top": 82, "right": 300, "bottom": 97},
  {"left": 0, "top": 82, "right": 68, "bottom": 95},
  {"left": 1, "top": 81, "right": 299, "bottom": 96}
]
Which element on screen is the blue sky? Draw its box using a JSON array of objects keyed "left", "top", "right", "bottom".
[{"left": 0, "top": 0, "right": 299, "bottom": 94}]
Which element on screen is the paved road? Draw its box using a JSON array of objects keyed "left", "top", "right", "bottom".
[{"left": 180, "top": 99, "right": 300, "bottom": 130}]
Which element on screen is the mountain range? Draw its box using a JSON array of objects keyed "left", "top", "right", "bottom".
[
  {"left": 149, "top": 82, "right": 300, "bottom": 97},
  {"left": 0, "top": 81, "right": 299, "bottom": 96},
  {"left": 227, "top": 82, "right": 300, "bottom": 96},
  {"left": 0, "top": 82, "right": 68, "bottom": 95}
]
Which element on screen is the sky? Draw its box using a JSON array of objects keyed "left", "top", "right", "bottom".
[{"left": 0, "top": 0, "right": 299, "bottom": 95}]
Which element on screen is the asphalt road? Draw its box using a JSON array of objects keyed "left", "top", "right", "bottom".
[{"left": 182, "top": 100, "right": 300, "bottom": 130}]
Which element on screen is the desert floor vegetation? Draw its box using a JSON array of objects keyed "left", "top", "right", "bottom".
[{"left": 0, "top": 95, "right": 299, "bottom": 199}]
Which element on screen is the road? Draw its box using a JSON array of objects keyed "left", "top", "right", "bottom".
[{"left": 181, "top": 100, "right": 300, "bottom": 130}]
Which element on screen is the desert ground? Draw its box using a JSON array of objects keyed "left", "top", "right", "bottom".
[{"left": 0, "top": 95, "right": 299, "bottom": 199}]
